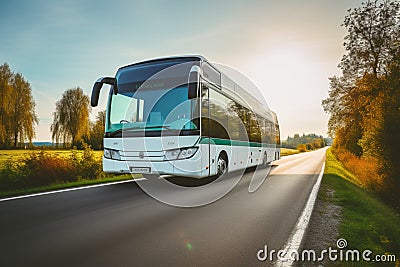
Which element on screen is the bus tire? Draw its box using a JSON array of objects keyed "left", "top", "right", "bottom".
[
  {"left": 262, "top": 152, "right": 268, "bottom": 168},
  {"left": 216, "top": 152, "right": 228, "bottom": 177}
]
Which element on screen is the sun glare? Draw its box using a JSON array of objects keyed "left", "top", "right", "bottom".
[{"left": 241, "top": 42, "right": 330, "bottom": 137}]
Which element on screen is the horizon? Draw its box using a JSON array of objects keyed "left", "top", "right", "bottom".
[{"left": 26, "top": 133, "right": 333, "bottom": 146}]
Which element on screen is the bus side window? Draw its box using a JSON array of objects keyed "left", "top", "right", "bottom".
[
  {"left": 209, "top": 88, "right": 229, "bottom": 139},
  {"left": 227, "top": 99, "right": 240, "bottom": 140},
  {"left": 201, "top": 84, "right": 209, "bottom": 136}
]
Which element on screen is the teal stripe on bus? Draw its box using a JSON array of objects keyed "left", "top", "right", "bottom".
[{"left": 198, "top": 137, "right": 277, "bottom": 148}]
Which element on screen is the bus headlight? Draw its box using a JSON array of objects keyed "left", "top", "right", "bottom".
[
  {"left": 164, "top": 149, "right": 180, "bottom": 160},
  {"left": 178, "top": 147, "right": 197, "bottom": 159},
  {"left": 104, "top": 148, "right": 121, "bottom": 160},
  {"left": 164, "top": 147, "right": 198, "bottom": 160}
]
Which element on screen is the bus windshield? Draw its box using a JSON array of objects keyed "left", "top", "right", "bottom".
[{"left": 107, "top": 61, "right": 199, "bottom": 136}]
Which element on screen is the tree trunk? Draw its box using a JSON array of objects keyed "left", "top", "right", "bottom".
[{"left": 13, "top": 131, "right": 18, "bottom": 148}]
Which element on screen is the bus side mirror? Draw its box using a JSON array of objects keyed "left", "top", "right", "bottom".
[
  {"left": 91, "top": 77, "right": 117, "bottom": 107},
  {"left": 91, "top": 81, "right": 102, "bottom": 107},
  {"left": 188, "top": 66, "right": 201, "bottom": 99}
]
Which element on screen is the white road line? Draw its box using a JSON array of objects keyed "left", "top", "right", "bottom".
[
  {"left": 0, "top": 178, "right": 146, "bottom": 202},
  {"left": 275, "top": 162, "right": 326, "bottom": 267}
]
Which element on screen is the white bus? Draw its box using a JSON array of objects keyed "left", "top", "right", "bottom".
[{"left": 91, "top": 55, "right": 280, "bottom": 179}]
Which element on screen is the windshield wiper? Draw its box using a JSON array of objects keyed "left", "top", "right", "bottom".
[
  {"left": 106, "top": 126, "right": 141, "bottom": 137},
  {"left": 143, "top": 125, "right": 171, "bottom": 129},
  {"left": 106, "top": 125, "right": 171, "bottom": 137}
]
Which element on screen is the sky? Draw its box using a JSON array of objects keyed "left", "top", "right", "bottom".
[{"left": 0, "top": 0, "right": 364, "bottom": 141}]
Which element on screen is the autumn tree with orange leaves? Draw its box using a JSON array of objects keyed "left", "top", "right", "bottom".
[{"left": 322, "top": 0, "right": 400, "bottom": 204}]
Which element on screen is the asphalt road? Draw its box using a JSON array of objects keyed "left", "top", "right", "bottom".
[{"left": 0, "top": 148, "right": 327, "bottom": 267}]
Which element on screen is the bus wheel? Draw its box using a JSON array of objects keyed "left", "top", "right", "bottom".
[
  {"left": 217, "top": 153, "right": 228, "bottom": 177},
  {"left": 262, "top": 153, "right": 268, "bottom": 168}
]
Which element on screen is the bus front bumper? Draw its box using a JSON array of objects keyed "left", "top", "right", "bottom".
[{"left": 103, "top": 157, "right": 208, "bottom": 179}]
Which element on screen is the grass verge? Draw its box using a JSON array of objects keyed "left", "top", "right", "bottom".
[
  {"left": 322, "top": 148, "right": 400, "bottom": 265},
  {"left": 0, "top": 174, "right": 140, "bottom": 199},
  {"left": 281, "top": 148, "right": 301, "bottom": 156}
]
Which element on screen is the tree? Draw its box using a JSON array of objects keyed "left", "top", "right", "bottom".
[
  {"left": 323, "top": 0, "right": 400, "bottom": 144},
  {"left": 0, "top": 63, "right": 13, "bottom": 147},
  {"left": 11, "top": 73, "right": 39, "bottom": 148},
  {"left": 378, "top": 56, "right": 400, "bottom": 190},
  {"left": 322, "top": 75, "right": 364, "bottom": 155},
  {"left": 89, "top": 111, "right": 106, "bottom": 150},
  {"left": 322, "top": 0, "right": 400, "bottom": 200},
  {"left": 51, "top": 87, "right": 91, "bottom": 147},
  {"left": 0, "top": 63, "right": 38, "bottom": 148},
  {"left": 340, "top": 0, "right": 400, "bottom": 79},
  {"left": 282, "top": 133, "right": 325, "bottom": 150}
]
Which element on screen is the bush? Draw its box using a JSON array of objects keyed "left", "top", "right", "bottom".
[
  {"left": 22, "top": 151, "right": 76, "bottom": 186},
  {"left": 333, "top": 148, "right": 384, "bottom": 192},
  {"left": 0, "top": 144, "right": 103, "bottom": 191},
  {"left": 70, "top": 143, "right": 103, "bottom": 180},
  {"left": 296, "top": 144, "right": 307, "bottom": 152},
  {"left": 0, "top": 161, "right": 25, "bottom": 190}
]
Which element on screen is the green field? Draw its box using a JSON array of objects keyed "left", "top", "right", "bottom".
[
  {"left": 321, "top": 148, "right": 400, "bottom": 264},
  {"left": 0, "top": 149, "right": 103, "bottom": 166},
  {"left": 280, "top": 148, "right": 301, "bottom": 156}
]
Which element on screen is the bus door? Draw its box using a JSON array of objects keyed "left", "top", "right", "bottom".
[{"left": 201, "top": 82, "right": 211, "bottom": 176}]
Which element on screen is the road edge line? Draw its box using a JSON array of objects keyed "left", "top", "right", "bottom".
[
  {"left": 275, "top": 161, "right": 326, "bottom": 266},
  {"left": 0, "top": 178, "right": 145, "bottom": 202}
]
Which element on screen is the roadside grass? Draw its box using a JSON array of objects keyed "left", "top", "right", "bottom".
[
  {"left": 0, "top": 174, "right": 138, "bottom": 199},
  {"left": 0, "top": 149, "right": 143, "bottom": 199},
  {"left": 281, "top": 148, "right": 300, "bottom": 156},
  {"left": 322, "top": 148, "right": 400, "bottom": 264}
]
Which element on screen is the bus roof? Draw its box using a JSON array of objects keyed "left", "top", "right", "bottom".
[
  {"left": 119, "top": 55, "right": 204, "bottom": 70},
  {"left": 118, "top": 55, "right": 274, "bottom": 120}
]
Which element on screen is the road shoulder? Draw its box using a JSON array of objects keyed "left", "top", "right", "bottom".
[{"left": 301, "top": 181, "right": 342, "bottom": 266}]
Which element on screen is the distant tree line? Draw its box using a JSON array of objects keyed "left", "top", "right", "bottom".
[
  {"left": 0, "top": 64, "right": 105, "bottom": 150},
  {"left": 282, "top": 133, "right": 325, "bottom": 151},
  {"left": 322, "top": 0, "right": 400, "bottom": 205}
]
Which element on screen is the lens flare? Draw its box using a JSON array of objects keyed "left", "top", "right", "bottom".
[{"left": 185, "top": 242, "right": 193, "bottom": 251}]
